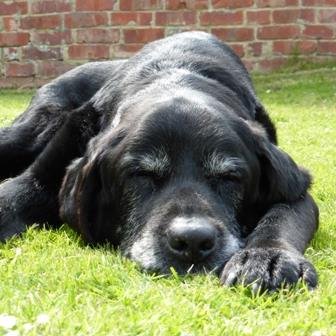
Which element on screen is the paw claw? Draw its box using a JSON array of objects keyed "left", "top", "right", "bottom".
[
  {"left": 251, "top": 282, "right": 262, "bottom": 295},
  {"left": 222, "top": 271, "right": 237, "bottom": 286}
]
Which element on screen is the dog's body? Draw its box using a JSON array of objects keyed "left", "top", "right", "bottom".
[{"left": 0, "top": 32, "right": 318, "bottom": 290}]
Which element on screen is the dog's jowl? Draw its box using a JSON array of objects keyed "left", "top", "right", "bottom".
[{"left": 0, "top": 31, "right": 318, "bottom": 291}]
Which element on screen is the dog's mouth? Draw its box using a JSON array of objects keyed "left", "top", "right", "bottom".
[
  {"left": 133, "top": 253, "right": 232, "bottom": 277},
  {"left": 126, "top": 230, "right": 243, "bottom": 276}
]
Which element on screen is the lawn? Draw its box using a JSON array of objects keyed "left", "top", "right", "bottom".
[{"left": 0, "top": 68, "right": 336, "bottom": 336}]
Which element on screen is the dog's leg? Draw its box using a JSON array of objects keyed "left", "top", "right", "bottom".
[
  {"left": 0, "top": 104, "right": 99, "bottom": 241},
  {"left": 0, "top": 60, "right": 125, "bottom": 181},
  {"left": 221, "top": 193, "right": 319, "bottom": 290},
  {"left": 0, "top": 107, "right": 66, "bottom": 180}
]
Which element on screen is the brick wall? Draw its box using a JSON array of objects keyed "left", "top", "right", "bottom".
[{"left": 1, "top": 0, "right": 336, "bottom": 88}]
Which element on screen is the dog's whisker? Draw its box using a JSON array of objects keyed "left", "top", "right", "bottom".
[{"left": 187, "top": 264, "right": 195, "bottom": 274}]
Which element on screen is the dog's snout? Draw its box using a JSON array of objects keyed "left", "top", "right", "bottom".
[{"left": 166, "top": 217, "right": 217, "bottom": 262}]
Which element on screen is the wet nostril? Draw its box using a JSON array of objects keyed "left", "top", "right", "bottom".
[
  {"left": 169, "top": 237, "right": 188, "bottom": 253},
  {"left": 199, "top": 239, "right": 215, "bottom": 252}
]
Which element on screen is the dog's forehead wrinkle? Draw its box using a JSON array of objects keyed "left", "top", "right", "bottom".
[{"left": 120, "top": 105, "right": 244, "bottom": 161}]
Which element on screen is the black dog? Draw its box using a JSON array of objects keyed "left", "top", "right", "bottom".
[{"left": 0, "top": 31, "right": 318, "bottom": 291}]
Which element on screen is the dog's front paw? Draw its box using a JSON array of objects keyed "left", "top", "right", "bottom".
[{"left": 220, "top": 247, "right": 317, "bottom": 292}]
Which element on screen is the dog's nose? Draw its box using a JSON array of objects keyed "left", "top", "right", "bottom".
[{"left": 166, "top": 217, "right": 217, "bottom": 262}]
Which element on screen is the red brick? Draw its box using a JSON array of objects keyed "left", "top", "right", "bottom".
[
  {"left": 76, "top": 29, "right": 120, "bottom": 43},
  {"left": 20, "top": 15, "right": 61, "bottom": 30},
  {"left": 165, "top": 27, "right": 198, "bottom": 35},
  {"left": 37, "top": 61, "right": 74, "bottom": 77},
  {"left": 212, "top": 28, "right": 254, "bottom": 42},
  {"left": 258, "top": 26, "right": 300, "bottom": 40},
  {"left": 123, "top": 28, "right": 164, "bottom": 43},
  {"left": 0, "top": 1, "right": 27, "bottom": 15},
  {"left": 228, "top": 44, "right": 245, "bottom": 57},
  {"left": 5, "top": 62, "right": 35, "bottom": 77},
  {"left": 68, "top": 45, "right": 109, "bottom": 59},
  {"left": 22, "top": 46, "right": 61, "bottom": 60},
  {"left": 318, "top": 41, "right": 336, "bottom": 54},
  {"left": 273, "top": 10, "right": 300, "bottom": 23},
  {"left": 248, "top": 42, "right": 263, "bottom": 56},
  {"left": 303, "top": 0, "right": 336, "bottom": 5},
  {"left": 318, "top": 9, "right": 336, "bottom": 23},
  {"left": 303, "top": 25, "right": 334, "bottom": 39},
  {"left": 273, "top": 41, "right": 296, "bottom": 54},
  {"left": 256, "top": 0, "right": 298, "bottom": 7},
  {"left": 300, "top": 9, "right": 315, "bottom": 23},
  {"left": 2, "top": 17, "right": 19, "bottom": 31},
  {"left": 112, "top": 43, "right": 144, "bottom": 57},
  {"left": 31, "top": 0, "right": 72, "bottom": 13},
  {"left": 299, "top": 40, "right": 318, "bottom": 54},
  {"left": 116, "top": 43, "right": 144, "bottom": 52},
  {"left": 156, "top": 11, "right": 196, "bottom": 26},
  {"left": 212, "top": 0, "right": 253, "bottom": 8},
  {"left": 119, "top": 0, "right": 164, "bottom": 10},
  {"left": 166, "top": 0, "right": 208, "bottom": 9},
  {"left": 246, "top": 10, "right": 271, "bottom": 24},
  {"left": 200, "top": 11, "right": 243, "bottom": 26},
  {"left": 76, "top": 0, "right": 115, "bottom": 11},
  {"left": 65, "top": 13, "right": 108, "bottom": 28},
  {"left": 0, "top": 32, "right": 30, "bottom": 47},
  {"left": 110, "top": 12, "right": 152, "bottom": 25},
  {"left": 32, "top": 31, "right": 72, "bottom": 45},
  {"left": 273, "top": 40, "right": 317, "bottom": 54},
  {"left": 273, "top": 9, "right": 315, "bottom": 24}
]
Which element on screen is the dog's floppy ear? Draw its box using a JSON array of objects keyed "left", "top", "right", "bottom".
[
  {"left": 246, "top": 121, "right": 311, "bottom": 204},
  {"left": 59, "top": 143, "right": 120, "bottom": 245}
]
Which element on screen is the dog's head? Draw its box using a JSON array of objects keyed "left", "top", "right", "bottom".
[{"left": 60, "top": 92, "right": 310, "bottom": 275}]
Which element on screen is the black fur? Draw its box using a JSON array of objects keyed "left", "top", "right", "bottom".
[{"left": 0, "top": 32, "right": 318, "bottom": 291}]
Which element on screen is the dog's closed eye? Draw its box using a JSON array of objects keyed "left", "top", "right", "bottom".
[{"left": 132, "top": 170, "right": 167, "bottom": 190}]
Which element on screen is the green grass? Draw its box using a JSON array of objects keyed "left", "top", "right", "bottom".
[
  {"left": 0, "top": 90, "right": 34, "bottom": 126},
  {"left": 0, "top": 68, "right": 336, "bottom": 335}
]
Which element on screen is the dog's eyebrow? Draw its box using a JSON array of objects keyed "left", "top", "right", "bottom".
[
  {"left": 138, "top": 148, "right": 170, "bottom": 175},
  {"left": 203, "top": 154, "right": 246, "bottom": 176}
]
